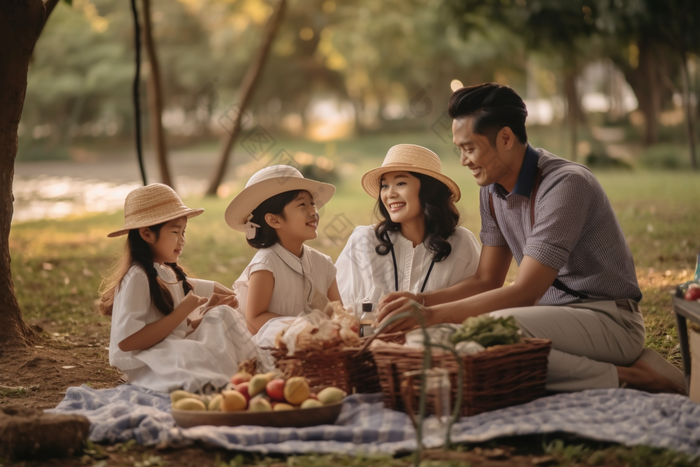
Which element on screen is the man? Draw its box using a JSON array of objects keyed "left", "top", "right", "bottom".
[{"left": 377, "top": 83, "right": 685, "bottom": 394}]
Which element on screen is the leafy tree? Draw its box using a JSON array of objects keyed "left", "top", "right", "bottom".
[
  {"left": 445, "top": 0, "right": 599, "bottom": 161},
  {"left": 596, "top": 0, "right": 699, "bottom": 167}
]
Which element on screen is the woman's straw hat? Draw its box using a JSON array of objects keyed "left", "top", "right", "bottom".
[
  {"left": 107, "top": 183, "right": 204, "bottom": 238},
  {"left": 225, "top": 165, "right": 336, "bottom": 232},
  {"left": 361, "top": 144, "right": 461, "bottom": 202}
]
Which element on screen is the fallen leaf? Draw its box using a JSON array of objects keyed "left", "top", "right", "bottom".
[
  {"left": 62, "top": 365, "right": 76, "bottom": 369},
  {"left": 42, "top": 262, "right": 54, "bottom": 271},
  {"left": 483, "top": 448, "right": 509, "bottom": 459},
  {"left": 532, "top": 455, "right": 556, "bottom": 465}
]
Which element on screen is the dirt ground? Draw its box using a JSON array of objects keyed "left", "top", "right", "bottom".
[{"left": 0, "top": 327, "right": 119, "bottom": 411}]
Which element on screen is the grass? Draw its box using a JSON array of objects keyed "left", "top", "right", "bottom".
[{"left": 8, "top": 130, "right": 700, "bottom": 465}]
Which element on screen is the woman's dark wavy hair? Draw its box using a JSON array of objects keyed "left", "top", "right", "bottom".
[
  {"left": 448, "top": 83, "right": 528, "bottom": 146},
  {"left": 99, "top": 222, "right": 193, "bottom": 316},
  {"left": 374, "top": 172, "right": 460, "bottom": 262},
  {"left": 247, "top": 190, "right": 302, "bottom": 249}
]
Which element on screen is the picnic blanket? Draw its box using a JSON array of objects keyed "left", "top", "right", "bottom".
[{"left": 49, "top": 384, "right": 700, "bottom": 456}]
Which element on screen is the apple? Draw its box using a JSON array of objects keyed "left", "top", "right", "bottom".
[
  {"left": 235, "top": 382, "right": 251, "bottom": 403},
  {"left": 266, "top": 379, "right": 286, "bottom": 401},
  {"left": 230, "top": 371, "right": 252, "bottom": 386},
  {"left": 685, "top": 285, "right": 700, "bottom": 301}
]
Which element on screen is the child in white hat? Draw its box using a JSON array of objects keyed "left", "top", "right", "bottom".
[
  {"left": 100, "top": 183, "right": 258, "bottom": 393},
  {"left": 224, "top": 165, "right": 341, "bottom": 345}
]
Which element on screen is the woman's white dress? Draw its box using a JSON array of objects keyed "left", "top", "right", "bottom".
[
  {"left": 109, "top": 263, "right": 258, "bottom": 393},
  {"left": 335, "top": 225, "right": 481, "bottom": 314}
]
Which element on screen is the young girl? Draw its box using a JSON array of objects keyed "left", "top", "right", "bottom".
[
  {"left": 224, "top": 165, "right": 341, "bottom": 346},
  {"left": 100, "top": 183, "right": 258, "bottom": 393},
  {"left": 336, "top": 144, "right": 481, "bottom": 314}
]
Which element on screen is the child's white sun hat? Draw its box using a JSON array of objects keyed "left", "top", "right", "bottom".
[
  {"left": 225, "top": 165, "right": 336, "bottom": 236},
  {"left": 361, "top": 144, "right": 461, "bottom": 202},
  {"left": 107, "top": 183, "right": 204, "bottom": 238}
]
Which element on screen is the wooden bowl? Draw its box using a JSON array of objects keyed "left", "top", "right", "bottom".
[{"left": 172, "top": 401, "right": 343, "bottom": 428}]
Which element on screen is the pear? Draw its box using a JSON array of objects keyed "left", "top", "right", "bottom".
[
  {"left": 273, "top": 403, "right": 295, "bottom": 411},
  {"left": 317, "top": 387, "right": 345, "bottom": 405},
  {"left": 249, "top": 373, "right": 273, "bottom": 397},
  {"left": 173, "top": 397, "right": 206, "bottom": 411},
  {"left": 283, "top": 377, "right": 310, "bottom": 405},
  {"left": 300, "top": 399, "right": 323, "bottom": 409},
  {"left": 221, "top": 390, "right": 247, "bottom": 411},
  {"left": 248, "top": 396, "right": 272, "bottom": 412},
  {"left": 208, "top": 394, "right": 224, "bottom": 411},
  {"left": 169, "top": 390, "right": 197, "bottom": 404}
]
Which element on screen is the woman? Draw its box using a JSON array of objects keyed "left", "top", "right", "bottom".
[{"left": 336, "top": 144, "right": 481, "bottom": 315}]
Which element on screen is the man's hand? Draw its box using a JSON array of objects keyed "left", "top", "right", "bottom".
[{"left": 376, "top": 296, "right": 433, "bottom": 333}]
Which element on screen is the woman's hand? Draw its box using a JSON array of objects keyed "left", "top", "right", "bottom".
[
  {"left": 213, "top": 282, "right": 235, "bottom": 296},
  {"left": 376, "top": 295, "right": 434, "bottom": 333},
  {"left": 377, "top": 291, "right": 420, "bottom": 314}
]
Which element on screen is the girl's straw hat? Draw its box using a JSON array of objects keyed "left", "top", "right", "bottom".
[
  {"left": 107, "top": 183, "right": 204, "bottom": 238},
  {"left": 361, "top": 144, "right": 461, "bottom": 202},
  {"left": 225, "top": 165, "right": 335, "bottom": 232}
]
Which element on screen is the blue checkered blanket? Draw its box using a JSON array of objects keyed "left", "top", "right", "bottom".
[{"left": 49, "top": 385, "right": 700, "bottom": 456}]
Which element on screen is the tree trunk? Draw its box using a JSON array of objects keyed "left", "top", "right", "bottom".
[
  {"left": 680, "top": 53, "right": 698, "bottom": 170},
  {"left": 0, "top": 0, "right": 47, "bottom": 348},
  {"left": 564, "top": 67, "right": 578, "bottom": 162},
  {"left": 205, "top": 0, "right": 287, "bottom": 196},
  {"left": 141, "top": 0, "right": 173, "bottom": 188}
]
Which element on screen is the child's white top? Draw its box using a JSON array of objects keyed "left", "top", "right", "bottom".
[
  {"left": 109, "top": 263, "right": 258, "bottom": 392},
  {"left": 233, "top": 243, "right": 337, "bottom": 318},
  {"left": 335, "top": 225, "right": 481, "bottom": 314}
]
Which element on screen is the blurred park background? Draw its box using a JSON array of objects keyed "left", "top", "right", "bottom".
[
  {"left": 9, "top": 0, "right": 700, "bottom": 361},
  {"left": 13, "top": 0, "right": 700, "bottom": 219}
]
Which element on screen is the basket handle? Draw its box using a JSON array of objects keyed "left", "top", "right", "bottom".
[{"left": 355, "top": 328, "right": 407, "bottom": 356}]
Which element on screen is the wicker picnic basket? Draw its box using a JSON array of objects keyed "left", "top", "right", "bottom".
[
  {"left": 265, "top": 332, "right": 406, "bottom": 394},
  {"left": 370, "top": 337, "right": 552, "bottom": 416}
]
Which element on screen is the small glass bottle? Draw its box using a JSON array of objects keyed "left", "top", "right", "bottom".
[
  {"left": 677, "top": 250, "right": 700, "bottom": 297},
  {"left": 359, "top": 300, "right": 376, "bottom": 338}
]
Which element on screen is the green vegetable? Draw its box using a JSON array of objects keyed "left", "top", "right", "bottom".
[{"left": 450, "top": 315, "right": 521, "bottom": 347}]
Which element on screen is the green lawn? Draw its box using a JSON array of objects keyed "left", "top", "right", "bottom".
[{"left": 7, "top": 131, "right": 700, "bottom": 465}]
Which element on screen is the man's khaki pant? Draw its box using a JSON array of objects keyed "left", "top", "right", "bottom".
[{"left": 490, "top": 300, "right": 645, "bottom": 391}]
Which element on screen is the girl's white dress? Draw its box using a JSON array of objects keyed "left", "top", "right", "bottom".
[
  {"left": 335, "top": 225, "right": 482, "bottom": 314},
  {"left": 109, "top": 263, "right": 258, "bottom": 393},
  {"left": 232, "top": 243, "right": 336, "bottom": 348}
]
